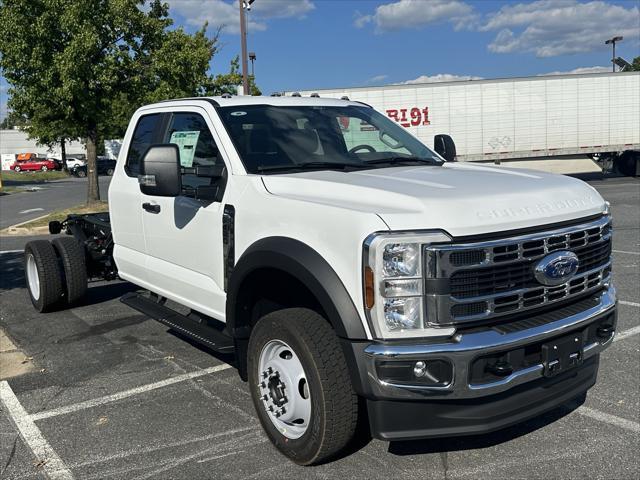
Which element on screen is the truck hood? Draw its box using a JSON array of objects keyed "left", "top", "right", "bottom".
[{"left": 260, "top": 163, "right": 606, "bottom": 237}]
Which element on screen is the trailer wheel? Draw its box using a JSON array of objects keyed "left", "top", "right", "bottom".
[
  {"left": 24, "top": 241, "right": 63, "bottom": 312},
  {"left": 614, "top": 151, "right": 639, "bottom": 177},
  {"left": 248, "top": 308, "right": 358, "bottom": 465},
  {"left": 52, "top": 237, "right": 87, "bottom": 305}
]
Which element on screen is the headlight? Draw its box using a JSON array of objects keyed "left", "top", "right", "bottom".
[{"left": 363, "top": 231, "right": 453, "bottom": 339}]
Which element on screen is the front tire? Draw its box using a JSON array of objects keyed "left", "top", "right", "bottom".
[
  {"left": 41, "top": 165, "right": 48, "bottom": 171},
  {"left": 248, "top": 308, "right": 358, "bottom": 465},
  {"left": 14, "top": 166, "right": 21, "bottom": 172},
  {"left": 24, "top": 241, "right": 63, "bottom": 312}
]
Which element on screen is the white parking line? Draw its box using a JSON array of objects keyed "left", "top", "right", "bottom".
[
  {"left": 0, "top": 250, "right": 24, "bottom": 254},
  {"left": 620, "top": 300, "right": 640, "bottom": 308},
  {"left": 0, "top": 381, "right": 74, "bottom": 480},
  {"left": 577, "top": 406, "right": 640, "bottom": 433},
  {"left": 613, "top": 250, "right": 640, "bottom": 256},
  {"left": 614, "top": 325, "right": 640, "bottom": 343},
  {"left": 18, "top": 208, "right": 44, "bottom": 215},
  {"left": 31, "top": 363, "right": 232, "bottom": 421}
]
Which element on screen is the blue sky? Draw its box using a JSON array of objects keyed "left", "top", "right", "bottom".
[{"left": 1, "top": 0, "right": 639, "bottom": 119}]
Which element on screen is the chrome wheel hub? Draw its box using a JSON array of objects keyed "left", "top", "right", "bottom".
[{"left": 258, "top": 339, "right": 311, "bottom": 439}]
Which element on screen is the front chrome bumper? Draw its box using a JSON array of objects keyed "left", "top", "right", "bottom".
[{"left": 363, "top": 285, "right": 617, "bottom": 400}]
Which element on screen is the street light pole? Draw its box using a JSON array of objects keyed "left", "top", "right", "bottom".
[
  {"left": 605, "top": 36, "right": 623, "bottom": 73},
  {"left": 239, "top": 0, "right": 249, "bottom": 95},
  {"left": 239, "top": 0, "right": 256, "bottom": 95}
]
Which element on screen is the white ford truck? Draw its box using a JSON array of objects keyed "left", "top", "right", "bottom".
[{"left": 24, "top": 95, "right": 617, "bottom": 465}]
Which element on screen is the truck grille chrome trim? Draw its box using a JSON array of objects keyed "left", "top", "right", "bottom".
[
  {"left": 424, "top": 215, "right": 612, "bottom": 326},
  {"left": 362, "top": 285, "right": 616, "bottom": 400}
]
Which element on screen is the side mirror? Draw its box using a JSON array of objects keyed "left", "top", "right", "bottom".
[
  {"left": 434, "top": 134, "right": 457, "bottom": 162},
  {"left": 139, "top": 144, "right": 182, "bottom": 197}
]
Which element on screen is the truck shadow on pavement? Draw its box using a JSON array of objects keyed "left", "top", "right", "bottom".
[{"left": 0, "top": 251, "right": 25, "bottom": 291}]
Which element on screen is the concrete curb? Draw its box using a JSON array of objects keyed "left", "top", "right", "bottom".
[
  {"left": 0, "top": 214, "right": 51, "bottom": 236},
  {"left": 0, "top": 226, "right": 50, "bottom": 237}
]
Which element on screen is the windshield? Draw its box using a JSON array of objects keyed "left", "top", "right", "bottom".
[{"left": 217, "top": 104, "right": 443, "bottom": 174}]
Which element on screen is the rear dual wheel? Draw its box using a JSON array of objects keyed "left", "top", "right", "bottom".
[
  {"left": 24, "top": 238, "right": 87, "bottom": 312},
  {"left": 24, "top": 241, "right": 63, "bottom": 312},
  {"left": 248, "top": 308, "right": 358, "bottom": 465}
]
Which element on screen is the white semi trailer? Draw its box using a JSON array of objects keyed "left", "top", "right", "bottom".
[{"left": 285, "top": 71, "right": 640, "bottom": 175}]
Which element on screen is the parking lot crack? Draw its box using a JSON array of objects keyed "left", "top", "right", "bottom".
[
  {"left": 0, "top": 434, "right": 19, "bottom": 477},
  {"left": 439, "top": 451, "right": 449, "bottom": 480}
]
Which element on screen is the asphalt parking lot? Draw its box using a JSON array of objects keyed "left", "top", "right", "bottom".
[{"left": 0, "top": 175, "right": 638, "bottom": 479}]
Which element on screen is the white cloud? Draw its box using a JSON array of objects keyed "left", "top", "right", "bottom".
[
  {"left": 365, "top": 74, "right": 389, "bottom": 84},
  {"left": 395, "top": 66, "right": 614, "bottom": 85},
  {"left": 541, "top": 66, "right": 610, "bottom": 75},
  {"left": 481, "top": 0, "right": 640, "bottom": 57},
  {"left": 169, "top": 0, "right": 314, "bottom": 34},
  {"left": 398, "top": 73, "right": 483, "bottom": 84},
  {"left": 354, "top": 0, "right": 474, "bottom": 32}
]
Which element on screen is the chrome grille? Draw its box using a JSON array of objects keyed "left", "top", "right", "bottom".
[{"left": 424, "top": 215, "right": 612, "bottom": 326}]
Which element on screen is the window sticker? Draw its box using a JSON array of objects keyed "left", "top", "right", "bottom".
[
  {"left": 230, "top": 111, "right": 247, "bottom": 116},
  {"left": 170, "top": 131, "right": 200, "bottom": 167}
]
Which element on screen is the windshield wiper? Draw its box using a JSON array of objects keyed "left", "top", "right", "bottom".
[
  {"left": 363, "top": 156, "right": 442, "bottom": 166},
  {"left": 257, "top": 161, "right": 365, "bottom": 173}
]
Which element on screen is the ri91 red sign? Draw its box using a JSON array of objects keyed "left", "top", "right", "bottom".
[{"left": 386, "top": 107, "right": 430, "bottom": 127}]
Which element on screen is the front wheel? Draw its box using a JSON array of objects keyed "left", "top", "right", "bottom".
[
  {"left": 41, "top": 165, "right": 48, "bottom": 171},
  {"left": 14, "top": 166, "right": 21, "bottom": 172},
  {"left": 247, "top": 308, "right": 358, "bottom": 465}
]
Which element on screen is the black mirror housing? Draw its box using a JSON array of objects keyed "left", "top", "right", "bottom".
[
  {"left": 139, "top": 144, "right": 182, "bottom": 196},
  {"left": 434, "top": 134, "right": 457, "bottom": 162}
]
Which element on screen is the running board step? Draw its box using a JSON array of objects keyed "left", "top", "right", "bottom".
[{"left": 120, "top": 292, "right": 234, "bottom": 354}]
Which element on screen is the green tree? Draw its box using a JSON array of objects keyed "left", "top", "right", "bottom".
[
  {"left": 0, "top": 111, "right": 28, "bottom": 130},
  {"left": 629, "top": 56, "right": 640, "bottom": 72},
  {"left": 208, "top": 55, "right": 261, "bottom": 96},
  {"left": 0, "top": 0, "right": 217, "bottom": 203}
]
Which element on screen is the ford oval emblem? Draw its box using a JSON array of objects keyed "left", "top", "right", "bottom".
[{"left": 534, "top": 251, "right": 579, "bottom": 286}]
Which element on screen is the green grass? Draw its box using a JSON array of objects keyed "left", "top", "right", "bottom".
[
  {"left": 1, "top": 170, "right": 70, "bottom": 186},
  {"left": 0, "top": 186, "right": 21, "bottom": 195},
  {"left": 4, "top": 202, "right": 109, "bottom": 230}
]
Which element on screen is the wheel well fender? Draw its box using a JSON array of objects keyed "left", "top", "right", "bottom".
[{"left": 226, "top": 237, "right": 368, "bottom": 341}]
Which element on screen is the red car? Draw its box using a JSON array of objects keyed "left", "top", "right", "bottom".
[{"left": 10, "top": 155, "right": 58, "bottom": 172}]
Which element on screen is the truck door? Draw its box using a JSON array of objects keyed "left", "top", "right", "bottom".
[
  {"left": 140, "top": 108, "right": 227, "bottom": 320},
  {"left": 110, "top": 112, "right": 165, "bottom": 286}
]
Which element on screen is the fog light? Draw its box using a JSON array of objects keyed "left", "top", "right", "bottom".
[
  {"left": 413, "top": 361, "right": 427, "bottom": 377},
  {"left": 376, "top": 359, "right": 453, "bottom": 386}
]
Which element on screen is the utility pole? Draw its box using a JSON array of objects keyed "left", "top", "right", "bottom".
[
  {"left": 605, "top": 36, "right": 623, "bottom": 72},
  {"left": 239, "top": 0, "right": 255, "bottom": 95}
]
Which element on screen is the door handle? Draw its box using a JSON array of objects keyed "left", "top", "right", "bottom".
[{"left": 142, "top": 202, "right": 161, "bottom": 214}]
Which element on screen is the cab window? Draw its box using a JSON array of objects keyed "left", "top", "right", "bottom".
[
  {"left": 126, "top": 113, "right": 163, "bottom": 176},
  {"left": 164, "top": 112, "right": 223, "bottom": 195}
]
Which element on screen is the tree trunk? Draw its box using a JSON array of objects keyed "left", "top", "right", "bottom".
[
  {"left": 86, "top": 132, "right": 100, "bottom": 204},
  {"left": 60, "top": 138, "right": 68, "bottom": 172}
]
